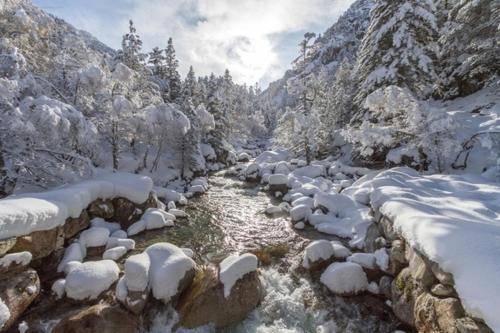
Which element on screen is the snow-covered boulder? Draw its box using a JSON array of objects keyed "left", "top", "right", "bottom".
[
  {"left": 169, "top": 208, "right": 188, "bottom": 218},
  {"left": 57, "top": 242, "right": 85, "bottom": 272},
  {"left": 274, "top": 161, "right": 290, "bottom": 175},
  {"left": 79, "top": 227, "right": 110, "bottom": 248},
  {"left": 106, "top": 237, "right": 135, "bottom": 251},
  {"left": 331, "top": 241, "right": 352, "bottom": 259},
  {"left": 347, "top": 253, "right": 377, "bottom": 269},
  {"left": 127, "top": 220, "right": 146, "bottom": 236},
  {"left": 268, "top": 174, "right": 289, "bottom": 193},
  {"left": 237, "top": 152, "right": 251, "bottom": 162},
  {"left": 320, "top": 262, "right": 368, "bottom": 295},
  {"left": 65, "top": 260, "right": 120, "bottom": 300},
  {"left": 302, "top": 240, "right": 334, "bottom": 269},
  {"left": 124, "top": 252, "right": 151, "bottom": 292},
  {"left": 90, "top": 218, "right": 121, "bottom": 234},
  {"left": 102, "top": 246, "right": 128, "bottom": 260},
  {"left": 219, "top": 253, "right": 258, "bottom": 298},
  {"left": 142, "top": 208, "right": 175, "bottom": 230},
  {"left": 292, "top": 165, "right": 325, "bottom": 178},
  {"left": 290, "top": 204, "right": 311, "bottom": 222}
]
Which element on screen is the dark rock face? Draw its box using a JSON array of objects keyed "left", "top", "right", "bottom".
[
  {"left": 112, "top": 198, "right": 143, "bottom": 230},
  {"left": 0, "top": 268, "right": 40, "bottom": 331},
  {"left": 9, "top": 227, "right": 64, "bottom": 260},
  {"left": 64, "top": 210, "right": 91, "bottom": 241},
  {"left": 268, "top": 183, "right": 289, "bottom": 194},
  {"left": 87, "top": 199, "right": 114, "bottom": 219},
  {"left": 176, "top": 266, "right": 263, "bottom": 329},
  {"left": 52, "top": 303, "right": 139, "bottom": 333}
]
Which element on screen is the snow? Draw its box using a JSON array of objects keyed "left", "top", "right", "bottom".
[
  {"left": 302, "top": 240, "right": 335, "bottom": 269},
  {"left": 142, "top": 208, "right": 175, "bottom": 230},
  {"left": 320, "top": 262, "right": 368, "bottom": 295},
  {"left": 268, "top": 174, "right": 288, "bottom": 186},
  {"left": 90, "top": 218, "right": 121, "bottom": 234},
  {"left": 188, "top": 185, "right": 205, "bottom": 194},
  {"left": 64, "top": 260, "right": 120, "bottom": 300},
  {"left": 292, "top": 196, "right": 314, "bottom": 209},
  {"left": 57, "top": 242, "right": 85, "bottom": 272},
  {"left": 51, "top": 279, "right": 66, "bottom": 299},
  {"left": 110, "top": 230, "right": 128, "bottom": 239},
  {"left": 102, "top": 246, "right": 128, "bottom": 260},
  {"left": 290, "top": 204, "right": 311, "bottom": 222},
  {"left": 219, "top": 253, "right": 258, "bottom": 298},
  {"left": 146, "top": 243, "right": 196, "bottom": 303},
  {"left": 369, "top": 167, "right": 500, "bottom": 330},
  {"left": 154, "top": 187, "right": 186, "bottom": 204},
  {"left": 115, "top": 276, "right": 128, "bottom": 302},
  {"left": 79, "top": 227, "right": 110, "bottom": 248},
  {"left": 254, "top": 150, "right": 290, "bottom": 164},
  {"left": 127, "top": 220, "right": 146, "bottom": 236},
  {"left": 168, "top": 209, "right": 187, "bottom": 218},
  {"left": 294, "top": 222, "right": 305, "bottom": 229},
  {"left": 238, "top": 152, "right": 251, "bottom": 161},
  {"left": 331, "top": 241, "right": 352, "bottom": 259},
  {"left": 374, "top": 248, "right": 389, "bottom": 271},
  {"left": 0, "top": 296, "right": 10, "bottom": 329},
  {"left": 124, "top": 252, "right": 151, "bottom": 292},
  {"left": 347, "top": 253, "right": 377, "bottom": 269},
  {"left": 0, "top": 251, "right": 32, "bottom": 267},
  {"left": 367, "top": 281, "right": 380, "bottom": 294},
  {"left": 0, "top": 172, "right": 153, "bottom": 239},
  {"left": 18, "top": 321, "right": 29, "bottom": 333},
  {"left": 291, "top": 165, "right": 325, "bottom": 178}
]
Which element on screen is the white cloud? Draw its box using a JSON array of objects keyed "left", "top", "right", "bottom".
[{"left": 36, "top": 0, "right": 355, "bottom": 86}]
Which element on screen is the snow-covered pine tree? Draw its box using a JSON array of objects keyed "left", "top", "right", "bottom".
[
  {"left": 436, "top": 0, "right": 500, "bottom": 99},
  {"left": 164, "top": 37, "right": 182, "bottom": 102},
  {"left": 148, "top": 47, "right": 166, "bottom": 77},
  {"left": 121, "top": 20, "right": 144, "bottom": 71},
  {"left": 354, "top": 0, "right": 439, "bottom": 106}
]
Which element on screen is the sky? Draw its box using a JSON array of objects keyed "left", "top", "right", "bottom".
[{"left": 33, "top": 0, "right": 355, "bottom": 88}]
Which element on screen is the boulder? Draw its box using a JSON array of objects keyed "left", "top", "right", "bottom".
[
  {"left": 407, "top": 247, "right": 437, "bottom": 289},
  {"left": 9, "top": 227, "right": 64, "bottom": 260},
  {"left": 455, "top": 317, "right": 494, "bottom": 333},
  {"left": 176, "top": 266, "right": 262, "bottom": 329},
  {"left": 64, "top": 211, "right": 90, "bottom": 241},
  {"left": 0, "top": 238, "right": 16, "bottom": 257},
  {"left": 87, "top": 199, "right": 115, "bottom": 219},
  {"left": 52, "top": 303, "right": 139, "bottom": 333},
  {"left": 378, "top": 216, "right": 397, "bottom": 242},
  {"left": 112, "top": 198, "right": 142, "bottom": 230},
  {"left": 431, "top": 262, "right": 455, "bottom": 286},
  {"left": 431, "top": 283, "right": 456, "bottom": 298},
  {"left": 391, "top": 268, "right": 423, "bottom": 327},
  {"left": 0, "top": 268, "right": 40, "bottom": 331},
  {"left": 414, "top": 292, "right": 465, "bottom": 333},
  {"left": 364, "top": 223, "right": 382, "bottom": 253},
  {"left": 388, "top": 239, "right": 407, "bottom": 275},
  {"left": 120, "top": 290, "right": 149, "bottom": 315}
]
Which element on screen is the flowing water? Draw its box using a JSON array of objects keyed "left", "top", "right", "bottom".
[{"left": 135, "top": 170, "right": 400, "bottom": 333}]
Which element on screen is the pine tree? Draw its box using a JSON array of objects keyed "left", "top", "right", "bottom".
[
  {"left": 164, "top": 37, "right": 182, "bottom": 102},
  {"left": 148, "top": 47, "right": 165, "bottom": 77},
  {"left": 354, "top": 0, "right": 439, "bottom": 105},
  {"left": 121, "top": 20, "right": 144, "bottom": 71}
]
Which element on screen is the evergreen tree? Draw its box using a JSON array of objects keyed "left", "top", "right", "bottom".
[
  {"left": 164, "top": 37, "right": 182, "bottom": 102},
  {"left": 121, "top": 20, "right": 144, "bottom": 71},
  {"left": 354, "top": 0, "right": 439, "bottom": 105},
  {"left": 148, "top": 47, "right": 165, "bottom": 77}
]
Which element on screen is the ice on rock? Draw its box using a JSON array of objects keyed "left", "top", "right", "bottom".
[
  {"left": 268, "top": 174, "right": 288, "bottom": 185},
  {"left": 0, "top": 251, "right": 32, "bottom": 267},
  {"left": 90, "top": 218, "right": 121, "bottom": 234},
  {"left": 347, "top": 253, "right": 377, "bottom": 269},
  {"left": 124, "top": 252, "right": 151, "bottom": 292},
  {"left": 302, "top": 240, "right": 334, "bottom": 268},
  {"left": 65, "top": 260, "right": 120, "bottom": 300},
  {"left": 290, "top": 204, "right": 311, "bottom": 222},
  {"left": 146, "top": 243, "right": 196, "bottom": 303},
  {"left": 219, "top": 253, "right": 258, "bottom": 298},
  {"left": 79, "top": 227, "right": 110, "bottom": 248},
  {"left": 127, "top": 220, "right": 146, "bottom": 236},
  {"left": 103, "top": 246, "right": 128, "bottom": 260},
  {"left": 51, "top": 279, "right": 66, "bottom": 299},
  {"left": 57, "top": 242, "right": 85, "bottom": 272},
  {"left": 320, "top": 262, "right": 368, "bottom": 295},
  {"left": 142, "top": 208, "right": 174, "bottom": 230}
]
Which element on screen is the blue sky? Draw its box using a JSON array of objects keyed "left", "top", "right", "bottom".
[{"left": 33, "top": 0, "right": 354, "bottom": 87}]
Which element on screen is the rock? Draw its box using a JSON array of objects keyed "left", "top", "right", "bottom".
[
  {"left": 88, "top": 199, "right": 114, "bottom": 219},
  {"left": 0, "top": 238, "right": 16, "bottom": 257},
  {"left": 140, "top": 193, "right": 162, "bottom": 211},
  {"left": 121, "top": 290, "right": 149, "bottom": 315},
  {"left": 52, "top": 303, "right": 139, "bottom": 333},
  {"left": 407, "top": 247, "right": 436, "bottom": 289},
  {"left": 431, "top": 283, "right": 456, "bottom": 297},
  {"left": 455, "top": 317, "right": 494, "bottom": 333},
  {"left": 378, "top": 216, "right": 397, "bottom": 242},
  {"left": 9, "top": 227, "right": 64, "bottom": 260},
  {"left": 269, "top": 183, "right": 288, "bottom": 194},
  {"left": 64, "top": 211, "right": 91, "bottom": 241},
  {"left": 391, "top": 268, "right": 422, "bottom": 327},
  {"left": 431, "top": 262, "right": 455, "bottom": 286},
  {"left": 414, "top": 292, "right": 465, "bottom": 333},
  {"left": 0, "top": 268, "right": 40, "bottom": 331},
  {"left": 389, "top": 239, "right": 407, "bottom": 275},
  {"left": 176, "top": 266, "right": 262, "bottom": 329},
  {"left": 112, "top": 198, "right": 142, "bottom": 230},
  {"left": 379, "top": 275, "right": 393, "bottom": 299},
  {"left": 0, "top": 252, "right": 32, "bottom": 275},
  {"left": 364, "top": 223, "right": 382, "bottom": 253}
]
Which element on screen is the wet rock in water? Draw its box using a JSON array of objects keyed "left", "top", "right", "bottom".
[
  {"left": 88, "top": 199, "right": 115, "bottom": 219},
  {"left": 64, "top": 210, "right": 91, "bottom": 241},
  {"left": 9, "top": 227, "right": 64, "bottom": 260},
  {"left": 414, "top": 292, "right": 465, "bottom": 333},
  {"left": 176, "top": 266, "right": 263, "bottom": 329},
  {"left": 52, "top": 303, "right": 139, "bottom": 333},
  {"left": 0, "top": 268, "right": 40, "bottom": 331}
]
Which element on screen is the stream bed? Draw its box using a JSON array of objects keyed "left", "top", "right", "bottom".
[{"left": 135, "top": 170, "right": 401, "bottom": 333}]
